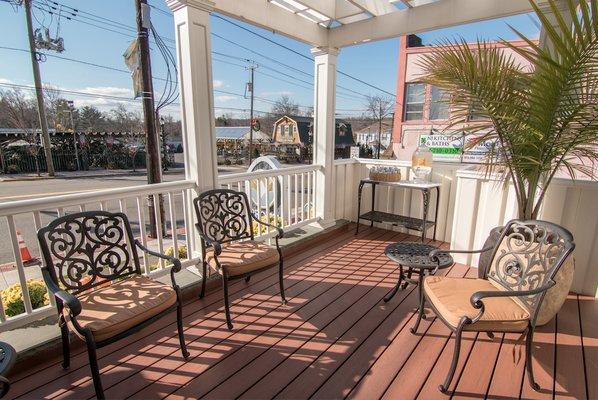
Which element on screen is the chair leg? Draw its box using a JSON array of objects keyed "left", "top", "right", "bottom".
[
  {"left": 439, "top": 321, "right": 466, "bottom": 394},
  {"left": 176, "top": 295, "right": 190, "bottom": 359},
  {"left": 59, "top": 316, "right": 70, "bottom": 369},
  {"left": 245, "top": 275, "right": 251, "bottom": 283},
  {"left": 199, "top": 261, "right": 207, "bottom": 299},
  {"left": 222, "top": 274, "right": 233, "bottom": 330},
  {"left": 526, "top": 327, "right": 541, "bottom": 391},
  {"left": 85, "top": 337, "right": 104, "bottom": 400},
  {"left": 411, "top": 290, "right": 426, "bottom": 334},
  {"left": 278, "top": 258, "right": 287, "bottom": 305}
]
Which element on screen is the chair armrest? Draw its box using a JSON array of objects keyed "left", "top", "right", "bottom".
[
  {"left": 194, "top": 224, "right": 222, "bottom": 256},
  {"left": 135, "top": 240, "right": 182, "bottom": 273},
  {"left": 429, "top": 245, "right": 494, "bottom": 262},
  {"left": 250, "top": 213, "right": 284, "bottom": 239},
  {"left": 470, "top": 281, "right": 556, "bottom": 310},
  {"left": 41, "top": 269, "right": 81, "bottom": 317}
]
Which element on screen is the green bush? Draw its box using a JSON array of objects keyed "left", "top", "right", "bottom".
[
  {"left": 165, "top": 244, "right": 187, "bottom": 259},
  {"left": 1, "top": 279, "right": 50, "bottom": 317}
]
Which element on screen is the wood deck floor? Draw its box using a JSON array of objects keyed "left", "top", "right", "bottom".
[{"left": 6, "top": 226, "right": 597, "bottom": 400}]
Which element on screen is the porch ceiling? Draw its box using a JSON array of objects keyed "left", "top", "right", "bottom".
[{"left": 199, "top": 0, "right": 537, "bottom": 47}]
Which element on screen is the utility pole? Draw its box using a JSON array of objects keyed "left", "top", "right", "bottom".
[
  {"left": 247, "top": 65, "right": 256, "bottom": 165},
  {"left": 135, "top": 0, "right": 162, "bottom": 237},
  {"left": 24, "top": 0, "right": 55, "bottom": 176}
]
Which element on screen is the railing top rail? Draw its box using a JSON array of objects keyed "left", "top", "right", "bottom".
[
  {"left": 0, "top": 179, "right": 196, "bottom": 217},
  {"left": 218, "top": 164, "right": 322, "bottom": 183}
]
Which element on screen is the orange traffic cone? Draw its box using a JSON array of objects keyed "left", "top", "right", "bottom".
[{"left": 16, "top": 230, "right": 34, "bottom": 263}]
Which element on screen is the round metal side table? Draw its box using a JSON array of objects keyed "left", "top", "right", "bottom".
[{"left": 383, "top": 242, "right": 453, "bottom": 304}]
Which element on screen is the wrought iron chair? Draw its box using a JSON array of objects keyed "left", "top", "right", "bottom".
[
  {"left": 193, "top": 189, "right": 286, "bottom": 330},
  {"left": 37, "top": 211, "right": 189, "bottom": 400},
  {"left": 411, "top": 219, "right": 574, "bottom": 394}
]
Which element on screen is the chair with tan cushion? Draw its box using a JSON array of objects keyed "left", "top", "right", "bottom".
[
  {"left": 194, "top": 189, "right": 286, "bottom": 330},
  {"left": 411, "top": 220, "right": 574, "bottom": 394},
  {"left": 37, "top": 211, "right": 189, "bottom": 400}
]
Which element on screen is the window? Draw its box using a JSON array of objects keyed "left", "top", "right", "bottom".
[
  {"left": 430, "top": 86, "right": 449, "bottom": 120},
  {"left": 404, "top": 83, "right": 425, "bottom": 121}
]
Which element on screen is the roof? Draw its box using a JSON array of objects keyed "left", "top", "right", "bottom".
[{"left": 215, "top": 126, "right": 270, "bottom": 141}]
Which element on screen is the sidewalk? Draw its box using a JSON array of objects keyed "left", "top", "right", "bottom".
[{"left": 0, "top": 167, "right": 185, "bottom": 182}]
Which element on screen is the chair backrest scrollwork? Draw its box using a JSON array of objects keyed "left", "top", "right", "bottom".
[
  {"left": 486, "top": 219, "right": 575, "bottom": 317},
  {"left": 194, "top": 189, "right": 253, "bottom": 244},
  {"left": 37, "top": 211, "right": 141, "bottom": 295}
]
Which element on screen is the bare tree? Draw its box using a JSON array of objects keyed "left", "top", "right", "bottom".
[
  {"left": 0, "top": 88, "right": 42, "bottom": 175},
  {"left": 365, "top": 95, "right": 394, "bottom": 159},
  {"left": 271, "top": 95, "right": 300, "bottom": 117}
]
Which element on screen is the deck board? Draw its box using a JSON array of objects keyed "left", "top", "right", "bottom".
[{"left": 6, "top": 226, "right": 594, "bottom": 400}]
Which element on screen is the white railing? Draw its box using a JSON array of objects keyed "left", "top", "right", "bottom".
[
  {"left": 0, "top": 179, "right": 198, "bottom": 330},
  {"left": 201, "top": 164, "right": 319, "bottom": 287},
  {"left": 218, "top": 164, "right": 321, "bottom": 237}
]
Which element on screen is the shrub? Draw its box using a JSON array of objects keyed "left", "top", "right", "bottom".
[
  {"left": 252, "top": 213, "right": 284, "bottom": 236},
  {"left": 165, "top": 244, "right": 187, "bottom": 259},
  {"left": 1, "top": 279, "right": 50, "bottom": 317}
]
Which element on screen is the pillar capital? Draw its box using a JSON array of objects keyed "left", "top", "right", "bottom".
[
  {"left": 166, "top": 0, "right": 214, "bottom": 12},
  {"left": 310, "top": 46, "right": 340, "bottom": 58}
]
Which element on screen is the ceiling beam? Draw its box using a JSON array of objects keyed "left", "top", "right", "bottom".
[
  {"left": 210, "top": 0, "right": 328, "bottom": 46},
  {"left": 329, "top": 0, "right": 538, "bottom": 47},
  {"left": 346, "top": 0, "right": 396, "bottom": 16}
]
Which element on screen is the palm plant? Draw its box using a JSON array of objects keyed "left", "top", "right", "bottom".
[{"left": 419, "top": 0, "right": 597, "bottom": 219}]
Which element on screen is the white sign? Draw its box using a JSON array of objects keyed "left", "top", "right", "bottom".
[
  {"left": 419, "top": 133, "right": 494, "bottom": 164},
  {"left": 350, "top": 146, "right": 360, "bottom": 158}
]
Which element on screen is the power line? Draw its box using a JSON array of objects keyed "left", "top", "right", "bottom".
[
  {"left": 31, "top": 1, "right": 376, "bottom": 103},
  {"left": 0, "top": 82, "right": 273, "bottom": 114}
]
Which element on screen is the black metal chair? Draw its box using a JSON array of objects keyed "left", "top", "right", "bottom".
[
  {"left": 193, "top": 189, "right": 286, "bottom": 330},
  {"left": 412, "top": 219, "right": 574, "bottom": 394},
  {"left": 37, "top": 211, "right": 189, "bottom": 400},
  {"left": 0, "top": 342, "right": 15, "bottom": 399}
]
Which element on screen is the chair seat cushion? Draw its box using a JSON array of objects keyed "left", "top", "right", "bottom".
[
  {"left": 68, "top": 275, "right": 177, "bottom": 342},
  {"left": 206, "top": 241, "right": 280, "bottom": 277},
  {"left": 424, "top": 276, "right": 530, "bottom": 332}
]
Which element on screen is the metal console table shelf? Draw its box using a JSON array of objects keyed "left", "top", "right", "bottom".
[{"left": 356, "top": 179, "right": 441, "bottom": 241}]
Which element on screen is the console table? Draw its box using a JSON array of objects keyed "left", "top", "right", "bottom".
[{"left": 356, "top": 179, "right": 440, "bottom": 241}]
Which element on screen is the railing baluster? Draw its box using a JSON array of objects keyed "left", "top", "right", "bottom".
[
  {"left": 294, "top": 174, "right": 298, "bottom": 225},
  {"left": 266, "top": 177, "right": 271, "bottom": 236},
  {"left": 79, "top": 204, "right": 86, "bottom": 212},
  {"left": 181, "top": 189, "right": 193, "bottom": 260},
  {"left": 286, "top": 174, "right": 291, "bottom": 227},
  {"left": 256, "top": 177, "right": 262, "bottom": 231},
  {"left": 168, "top": 192, "right": 178, "bottom": 259},
  {"left": 118, "top": 198, "right": 136, "bottom": 270},
  {"left": 300, "top": 173, "right": 305, "bottom": 222},
  {"left": 273, "top": 175, "right": 279, "bottom": 229},
  {"left": 7, "top": 216, "right": 33, "bottom": 314},
  {"left": 32, "top": 211, "right": 56, "bottom": 308},
  {"left": 306, "top": 172, "right": 314, "bottom": 219},
  {"left": 136, "top": 196, "right": 150, "bottom": 274},
  {"left": 152, "top": 194, "right": 165, "bottom": 269}
]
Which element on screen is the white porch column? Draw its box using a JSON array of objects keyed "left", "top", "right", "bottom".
[
  {"left": 167, "top": 0, "right": 218, "bottom": 192},
  {"left": 311, "top": 47, "right": 339, "bottom": 227},
  {"left": 167, "top": 0, "right": 218, "bottom": 259}
]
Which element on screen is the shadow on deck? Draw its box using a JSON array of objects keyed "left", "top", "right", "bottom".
[{"left": 5, "top": 225, "right": 597, "bottom": 399}]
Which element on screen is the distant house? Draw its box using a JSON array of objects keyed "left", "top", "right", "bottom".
[
  {"left": 354, "top": 122, "right": 392, "bottom": 148},
  {"left": 272, "top": 115, "right": 354, "bottom": 160}
]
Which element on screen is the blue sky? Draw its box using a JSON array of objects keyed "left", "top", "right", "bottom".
[{"left": 0, "top": 0, "right": 540, "bottom": 120}]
